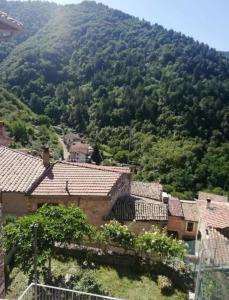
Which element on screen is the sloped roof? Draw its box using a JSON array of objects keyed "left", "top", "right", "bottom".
[
  {"left": 0, "top": 146, "right": 45, "bottom": 193},
  {"left": 168, "top": 197, "right": 184, "bottom": 217},
  {"left": 131, "top": 181, "right": 162, "bottom": 200},
  {"left": 198, "top": 192, "right": 228, "bottom": 203},
  {"left": 30, "top": 161, "right": 123, "bottom": 196},
  {"left": 203, "top": 228, "right": 229, "bottom": 266},
  {"left": 106, "top": 195, "right": 168, "bottom": 221},
  {"left": 197, "top": 200, "right": 229, "bottom": 229},
  {"left": 69, "top": 163, "right": 131, "bottom": 174},
  {"left": 69, "top": 143, "right": 90, "bottom": 154},
  {"left": 181, "top": 200, "right": 199, "bottom": 222}
]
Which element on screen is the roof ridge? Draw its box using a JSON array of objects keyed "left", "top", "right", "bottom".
[
  {"left": 26, "top": 163, "right": 54, "bottom": 194},
  {"left": 56, "top": 160, "right": 128, "bottom": 174},
  {"left": 0, "top": 146, "right": 42, "bottom": 162}
]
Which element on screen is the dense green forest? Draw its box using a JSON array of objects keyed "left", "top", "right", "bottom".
[{"left": 1, "top": 1, "right": 229, "bottom": 198}]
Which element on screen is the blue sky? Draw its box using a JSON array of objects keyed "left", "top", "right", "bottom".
[{"left": 52, "top": 0, "right": 229, "bottom": 51}]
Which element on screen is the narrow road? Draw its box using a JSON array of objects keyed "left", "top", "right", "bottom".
[{"left": 58, "top": 136, "right": 69, "bottom": 160}]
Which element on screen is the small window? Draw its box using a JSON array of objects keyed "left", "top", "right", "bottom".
[{"left": 186, "top": 222, "right": 194, "bottom": 232}]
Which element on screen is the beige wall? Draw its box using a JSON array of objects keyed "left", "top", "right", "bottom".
[
  {"left": 29, "top": 195, "right": 112, "bottom": 226},
  {"left": 2, "top": 192, "right": 28, "bottom": 216},
  {"left": 126, "top": 220, "right": 166, "bottom": 234},
  {"left": 182, "top": 220, "right": 198, "bottom": 240}
]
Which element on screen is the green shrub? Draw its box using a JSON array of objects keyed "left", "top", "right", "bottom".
[
  {"left": 73, "top": 271, "right": 106, "bottom": 295},
  {"left": 157, "top": 275, "right": 172, "bottom": 292},
  {"left": 102, "top": 220, "right": 135, "bottom": 250}
]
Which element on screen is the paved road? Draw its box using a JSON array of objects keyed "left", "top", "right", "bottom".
[{"left": 58, "top": 136, "right": 69, "bottom": 160}]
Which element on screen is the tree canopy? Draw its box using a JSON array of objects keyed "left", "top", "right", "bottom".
[{"left": 1, "top": 0, "right": 228, "bottom": 197}]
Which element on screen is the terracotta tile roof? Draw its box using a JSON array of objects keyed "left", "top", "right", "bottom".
[
  {"left": 106, "top": 195, "right": 168, "bottom": 221},
  {"left": 198, "top": 192, "right": 228, "bottom": 203},
  {"left": 181, "top": 200, "right": 199, "bottom": 222},
  {"left": 168, "top": 197, "right": 184, "bottom": 217},
  {"left": 30, "top": 161, "right": 123, "bottom": 196},
  {"left": 69, "top": 143, "right": 90, "bottom": 155},
  {"left": 197, "top": 200, "right": 229, "bottom": 229},
  {"left": 68, "top": 163, "right": 131, "bottom": 174},
  {"left": 203, "top": 228, "right": 229, "bottom": 266},
  {"left": 131, "top": 181, "right": 162, "bottom": 200},
  {"left": 0, "top": 146, "right": 45, "bottom": 193}
]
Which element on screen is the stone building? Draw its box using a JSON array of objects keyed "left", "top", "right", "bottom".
[
  {"left": 106, "top": 195, "right": 168, "bottom": 233},
  {"left": 167, "top": 198, "right": 199, "bottom": 240},
  {"left": 0, "top": 146, "right": 130, "bottom": 226},
  {"left": 68, "top": 142, "right": 93, "bottom": 163}
]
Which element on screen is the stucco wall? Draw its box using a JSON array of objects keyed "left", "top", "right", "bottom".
[
  {"left": 2, "top": 192, "right": 28, "bottom": 216},
  {"left": 29, "top": 195, "right": 111, "bottom": 226},
  {"left": 167, "top": 216, "right": 197, "bottom": 240},
  {"left": 167, "top": 216, "right": 185, "bottom": 239},
  {"left": 182, "top": 221, "right": 198, "bottom": 240}
]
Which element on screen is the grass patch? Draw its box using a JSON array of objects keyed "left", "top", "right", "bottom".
[{"left": 6, "top": 256, "right": 187, "bottom": 300}]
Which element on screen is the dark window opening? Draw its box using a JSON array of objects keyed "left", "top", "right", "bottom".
[{"left": 187, "top": 222, "right": 194, "bottom": 232}]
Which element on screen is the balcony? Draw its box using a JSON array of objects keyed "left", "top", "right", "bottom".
[{"left": 18, "top": 283, "right": 123, "bottom": 300}]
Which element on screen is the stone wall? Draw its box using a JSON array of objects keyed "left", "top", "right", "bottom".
[
  {"left": 110, "top": 173, "right": 131, "bottom": 205},
  {"left": 125, "top": 220, "right": 166, "bottom": 234},
  {"left": 29, "top": 195, "right": 112, "bottom": 226},
  {"left": 2, "top": 192, "right": 28, "bottom": 216}
]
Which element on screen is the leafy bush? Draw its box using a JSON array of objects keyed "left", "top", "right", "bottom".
[
  {"left": 135, "top": 227, "right": 186, "bottom": 260},
  {"left": 102, "top": 220, "right": 135, "bottom": 250},
  {"left": 157, "top": 275, "right": 172, "bottom": 292},
  {"left": 72, "top": 271, "right": 106, "bottom": 295}
]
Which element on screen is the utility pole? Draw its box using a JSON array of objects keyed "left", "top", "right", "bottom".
[{"left": 33, "top": 224, "right": 38, "bottom": 299}]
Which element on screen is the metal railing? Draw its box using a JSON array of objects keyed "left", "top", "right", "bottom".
[{"left": 18, "top": 283, "right": 123, "bottom": 300}]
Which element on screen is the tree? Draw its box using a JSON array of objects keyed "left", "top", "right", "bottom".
[
  {"left": 135, "top": 227, "right": 186, "bottom": 261},
  {"left": 3, "top": 205, "right": 94, "bottom": 282}
]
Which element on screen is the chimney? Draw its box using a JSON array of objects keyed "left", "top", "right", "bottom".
[
  {"left": 206, "top": 198, "right": 211, "bottom": 209},
  {"left": 42, "top": 147, "right": 50, "bottom": 167}
]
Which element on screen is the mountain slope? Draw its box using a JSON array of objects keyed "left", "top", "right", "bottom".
[
  {"left": 0, "top": 87, "right": 61, "bottom": 158},
  {"left": 0, "top": 0, "right": 58, "bottom": 62},
  {"left": 1, "top": 0, "right": 228, "bottom": 197}
]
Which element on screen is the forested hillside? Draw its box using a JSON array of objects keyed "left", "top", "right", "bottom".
[
  {"left": 1, "top": 1, "right": 229, "bottom": 198},
  {"left": 0, "top": 87, "right": 61, "bottom": 158},
  {"left": 0, "top": 0, "right": 58, "bottom": 62}
]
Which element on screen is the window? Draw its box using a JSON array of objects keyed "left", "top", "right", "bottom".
[{"left": 186, "top": 222, "right": 194, "bottom": 232}]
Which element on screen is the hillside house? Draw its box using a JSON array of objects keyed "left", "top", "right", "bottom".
[
  {"left": 68, "top": 142, "right": 93, "bottom": 163},
  {"left": 167, "top": 198, "right": 199, "bottom": 240},
  {"left": 64, "top": 133, "right": 82, "bottom": 150},
  {"left": 0, "top": 146, "right": 130, "bottom": 225},
  {"left": 194, "top": 192, "right": 229, "bottom": 278}
]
